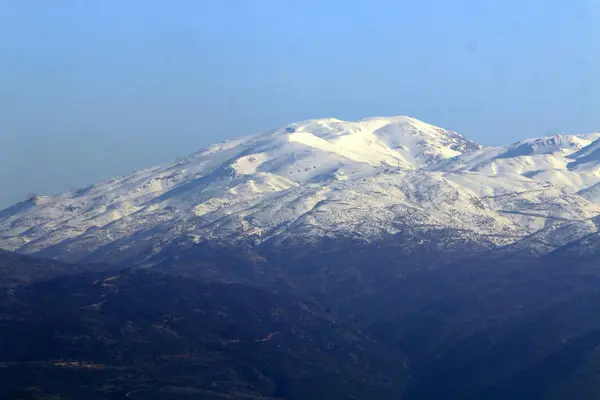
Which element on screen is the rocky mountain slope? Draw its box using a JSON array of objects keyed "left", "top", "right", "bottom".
[{"left": 2, "top": 116, "right": 600, "bottom": 263}]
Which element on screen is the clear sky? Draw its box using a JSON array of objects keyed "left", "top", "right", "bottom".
[{"left": 1, "top": 0, "right": 599, "bottom": 208}]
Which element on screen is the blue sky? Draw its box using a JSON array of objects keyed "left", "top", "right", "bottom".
[{"left": 1, "top": 0, "right": 599, "bottom": 207}]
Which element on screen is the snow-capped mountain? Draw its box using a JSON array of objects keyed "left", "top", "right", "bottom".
[{"left": 2, "top": 116, "right": 600, "bottom": 263}]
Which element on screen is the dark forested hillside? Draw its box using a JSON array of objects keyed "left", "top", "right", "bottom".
[
  {"left": 0, "top": 256, "right": 406, "bottom": 400},
  {"left": 3, "top": 238, "right": 600, "bottom": 399}
]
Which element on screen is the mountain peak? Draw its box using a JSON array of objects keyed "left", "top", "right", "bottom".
[{"left": 258, "top": 115, "right": 482, "bottom": 169}]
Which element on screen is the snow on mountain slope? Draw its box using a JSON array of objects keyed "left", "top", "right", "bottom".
[
  {"left": 441, "top": 172, "right": 600, "bottom": 232},
  {"left": 1, "top": 116, "right": 600, "bottom": 262},
  {"left": 0, "top": 116, "right": 481, "bottom": 256},
  {"left": 43, "top": 170, "right": 532, "bottom": 263},
  {"left": 431, "top": 134, "right": 600, "bottom": 189}
]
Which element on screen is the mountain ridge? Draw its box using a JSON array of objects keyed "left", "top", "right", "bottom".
[{"left": 2, "top": 115, "right": 600, "bottom": 262}]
